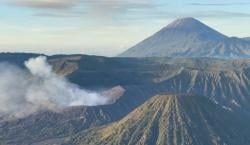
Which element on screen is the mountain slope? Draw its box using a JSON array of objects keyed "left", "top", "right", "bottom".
[
  {"left": 67, "top": 94, "right": 250, "bottom": 145},
  {"left": 156, "top": 68, "right": 250, "bottom": 112},
  {"left": 244, "top": 37, "right": 250, "bottom": 41},
  {"left": 2, "top": 54, "right": 250, "bottom": 144},
  {"left": 119, "top": 17, "right": 250, "bottom": 58},
  {"left": 0, "top": 105, "right": 121, "bottom": 145}
]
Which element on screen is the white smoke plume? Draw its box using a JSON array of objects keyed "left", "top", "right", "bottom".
[{"left": 0, "top": 56, "right": 108, "bottom": 118}]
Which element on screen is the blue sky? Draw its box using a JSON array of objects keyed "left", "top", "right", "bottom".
[{"left": 0, "top": 0, "right": 250, "bottom": 56}]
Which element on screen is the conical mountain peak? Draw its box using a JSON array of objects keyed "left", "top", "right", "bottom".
[
  {"left": 163, "top": 17, "right": 226, "bottom": 39},
  {"left": 119, "top": 17, "right": 250, "bottom": 58},
  {"left": 167, "top": 17, "right": 207, "bottom": 29}
]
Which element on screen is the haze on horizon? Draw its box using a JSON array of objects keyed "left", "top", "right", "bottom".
[{"left": 0, "top": 0, "right": 250, "bottom": 56}]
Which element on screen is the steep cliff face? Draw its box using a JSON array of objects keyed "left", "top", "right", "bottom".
[
  {"left": 155, "top": 68, "right": 250, "bottom": 111},
  {"left": 67, "top": 95, "right": 250, "bottom": 145}
]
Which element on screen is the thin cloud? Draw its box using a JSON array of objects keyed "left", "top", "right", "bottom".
[
  {"left": 192, "top": 11, "right": 250, "bottom": 18},
  {"left": 8, "top": 0, "right": 79, "bottom": 9},
  {"left": 33, "top": 12, "right": 85, "bottom": 18},
  {"left": 6, "top": 0, "right": 155, "bottom": 18},
  {"left": 80, "top": 0, "right": 154, "bottom": 15},
  {"left": 7, "top": 0, "right": 153, "bottom": 11},
  {"left": 188, "top": 2, "right": 250, "bottom": 6}
]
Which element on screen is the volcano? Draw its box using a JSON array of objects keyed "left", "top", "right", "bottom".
[
  {"left": 67, "top": 94, "right": 250, "bottom": 145},
  {"left": 119, "top": 17, "right": 250, "bottom": 58}
]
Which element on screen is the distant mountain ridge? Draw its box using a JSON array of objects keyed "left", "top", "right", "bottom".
[{"left": 119, "top": 17, "right": 250, "bottom": 58}]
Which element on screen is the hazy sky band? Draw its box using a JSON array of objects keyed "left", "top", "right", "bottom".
[{"left": 0, "top": 0, "right": 250, "bottom": 56}]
